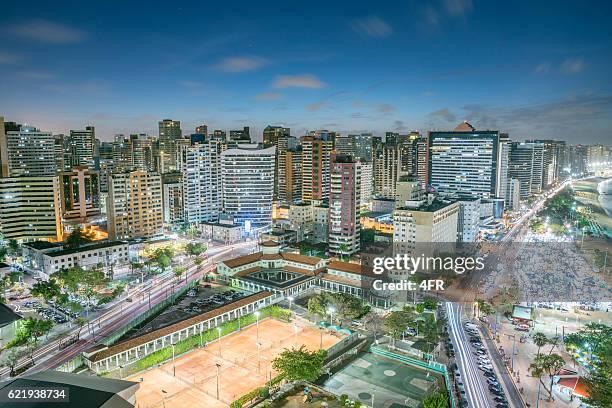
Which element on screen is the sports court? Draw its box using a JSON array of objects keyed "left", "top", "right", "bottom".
[
  {"left": 322, "top": 352, "right": 443, "bottom": 408},
  {"left": 129, "top": 318, "right": 343, "bottom": 408}
]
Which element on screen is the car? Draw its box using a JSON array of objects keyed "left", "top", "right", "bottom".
[
  {"left": 496, "top": 403, "right": 509, "bottom": 408},
  {"left": 516, "top": 324, "right": 530, "bottom": 331},
  {"left": 487, "top": 379, "right": 499, "bottom": 386},
  {"left": 125, "top": 297, "right": 133, "bottom": 302},
  {"left": 483, "top": 371, "right": 497, "bottom": 378},
  {"left": 494, "top": 396, "right": 507, "bottom": 403}
]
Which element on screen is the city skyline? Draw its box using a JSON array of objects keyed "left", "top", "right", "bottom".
[{"left": 1, "top": 1, "right": 611, "bottom": 143}]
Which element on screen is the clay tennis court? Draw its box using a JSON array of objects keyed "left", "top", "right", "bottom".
[{"left": 129, "top": 317, "right": 344, "bottom": 408}]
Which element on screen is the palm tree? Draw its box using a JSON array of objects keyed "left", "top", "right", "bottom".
[
  {"left": 532, "top": 332, "right": 549, "bottom": 355},
  {"left": 338, "top": 244, "right": 349, "bottom": 261}
]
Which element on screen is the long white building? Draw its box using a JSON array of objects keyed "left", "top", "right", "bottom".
[
  {"left": 0, "top": 124, "right": 56, "bottom": 177},
  {"left": 221, "top": 145, "right": 276, "bottom": 229},
  {"left": 182, "top": 142, "right": 221, "bottom": 224}
]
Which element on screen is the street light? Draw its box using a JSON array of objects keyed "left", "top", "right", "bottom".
[
  {"left": 215, "top": 363, "right": 221, "bottom": 400},
  {"left": 255, "top": 311, "right": 261, "bottom": 342},
  {"left": 171, "top": 342, "right": 176, "bottom": 376},
  {"left": 217, "top": 327, "right": 222, "bottom": 357}
]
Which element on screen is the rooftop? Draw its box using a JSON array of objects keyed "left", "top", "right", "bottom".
[
  {"left": 22, "top": 241, "right": 63, "bottom": 251},
  {"left": 0, "top": 371, "right": 138, "bottom": 408},
  {"left": 46, "top": 241, "right": 128, "bottom": 258},
  {"left": 327, "top": 260, "right": 363, "bottom": 275},
  {"left": 396, "top": 198, "right": 458, "bottom": 213},
  {"left": 221, "top": 251, "right": 322, "bottom": 269},
  {"left": 0, "top": 303, "right": 22, "bottom": 328}
]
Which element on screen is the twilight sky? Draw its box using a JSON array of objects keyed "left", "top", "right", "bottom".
[{"left": 1, "top": 1, "right": 611, "bottom": 143}]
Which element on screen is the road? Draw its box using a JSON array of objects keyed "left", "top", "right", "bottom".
[
  {"left": 0, "top": 240, "right": 257, "bottom": 378},
  {"left": 446, "top": 302, "right": 492, "bottom": 408}
]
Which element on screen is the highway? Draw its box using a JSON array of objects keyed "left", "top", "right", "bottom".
[
  {"left": 0, "top": 240, "right": 256, "bottom": 378},
  {"left": 446, "top": 302, "right": 492, "bottom": 408}
]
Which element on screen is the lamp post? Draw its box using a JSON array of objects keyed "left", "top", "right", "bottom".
[
  {"left": 255, "top": 311, "right": 261, "bottom": 343},
  {"left": 171, "top": 342, "right": 176, "bottom": 377},
  {"left": 217, "top": 327, "right": 222, "bottom": 357},
  {"left": 215, "top": 363, "right": 221, "bottom": 400},
  {"left": 256, "top": 342, "right": 262, "bottom": 373},
  {"left": 119, "top": 364, "right": 124, "bottom": 379}
]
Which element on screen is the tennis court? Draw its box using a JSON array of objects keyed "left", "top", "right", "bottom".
[{"left": 129, "top": 317, "right": 343, "bottom": 408}]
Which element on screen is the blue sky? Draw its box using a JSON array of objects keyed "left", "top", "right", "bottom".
[{"left": 1, "top": 1, "right": 611, "bottom": 143}]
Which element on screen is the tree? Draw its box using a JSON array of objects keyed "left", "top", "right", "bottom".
[
  {"left": 384, "top": 310, "right": 416, "bottom": 345},
  {"left": 185, "top": 242, "right": 206, "bottom": 257},
  {"left": 0, "top": 246, "right": 8, "bottom": 262},
  {"left": 75, "top": 317, "right": 88, "bottom": 339},
  {"left": 423, "top": 390, "right": 449, "bottom": 408},
  {"left": 8, "top": 239, "right": 19, "bottom": 257},
  {"left": 532, "top": 332, "right": 549, "bottom": 356},
  {"left": 24, "top": 338, "right": 37, "bottom": 365},
  {"left": 1, "top": 348, "right": 21, "bottom": 377},
  {"left": 583, "top": 351, "right": 612, "bottom": 408},
  {"left": 307, "top": 294, "right": 327, "bottom": 318},
  {"left": 331, "top": 293, "right": 364, "bottom": 324},
  {"left": 529, "top": 353, "right": 565, "bottom": 400},
  {"left": 80, "top": 268, "right": 107, "bottom": 313},
  {"left": 30, "top": 278, "right": 61, "bottom": 306},
  {"left": 422, "top": 296, "right": 439, "bottom": 311},
  {"left": 64, "top": 226, "right": 94, "bottom": 249},
  {"left": 193, "top": 256, "right": 204, "bottom": 271},
  {"left": 21, "top": 317, "right": 53, "bottom": 344},
  {"left": 173, "top": 266, "right": 186, "bottom": 282},
  {"left": 338, "top": 244, "right": 349, "bottom": 261},
  {"left": 272, "top": 346, "right": 327, "bottom": 382}
]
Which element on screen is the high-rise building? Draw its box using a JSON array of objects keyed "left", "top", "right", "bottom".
[
  {"left": 277, "top": 147, "right": 302, "bottom": 204},
  {"left": 211, "top": 130, "right": 227, "bottom": 142},
  {"left": 393, "top": 198, "right": 459, "bottom": 255},
  {"left": 301, "top": 134, "right": 334, "bottom": 202},
  {"left": 428, "top": 121, "right": 509, "bottom": 200},
  {"left": 195, "top": 124, "right": 208, "bottom": 137},
  {"left": 221, "top": 145, "right": 275, "bottom": 229},
  {"left": 415, "top": 136, "right": 429, "bottom": 190},
  {"left": 0, "top": 176, "right": 63, "bottom": 242},
  {"left": 107, "top": 171, "right": 163, "bottom": 240},
  {"left": 60, "top": 166, "right": 101, "bottom": 222},
  {"left": 130, "top": 134, "right": 155, "bottom": 171},
  {"left": 360, "top": 161, "right": 373, "bottom": 212},
  {"left": 263, "top": 125, "right": 290, "bottom": 147},
  {"left": 161, "top": 172, "right": 184, "bottom": 228},
  {"left": 112, "top": 135, "right": 132, "bottom": 173},
  {"left": 182, "top": 141, "right": 222, "bottom": 224},
  {"left": 158, "top": 119, "right": 182, "bottom": 172},
  {"left": 373, "top": 143, "right": 401, "bottom": 199},
  {"left": 457, "top": 197, "right": 481, "bottom": 242},
  {"left": 569, "top": 145, "right": 588, "bottom": 176},
  {"left": 353, "top": 133, "right": 373, "bottom": 162},
  {"left": 508, "top": 142, "right": 545, "bottom": 198},
  {"left": 506, "top": 178, "right": 521, "bottom": 211},
  {"left": 395, "top": 176, "right": 421, "bottom": 208},
  {"left": 229, "top": 127, "right": 251, "bottom": 143},
  {"left": 67, "top": 127, "right": 96, "bottom": 167},
  {"left": 1, "top": 124, "right": 56, "bottom": 177},
  {"left": 329, "top": 155, "right": 361, "bottom": 256},
  {"left": 526, "top": 139, "right": 565, "bottom": 187},
  {"left": 335, "top": 134, "right": 356, "bottom": 157}
]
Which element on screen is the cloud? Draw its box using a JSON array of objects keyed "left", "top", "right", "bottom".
[
  {"left": 0, "top": 51, "right": 21, "bottom": 65},
  {"left": 215, "top": 56, "right": 267, "bottom": 72},
  {"left": 255, "top": 92, "right": 282, "bottom": 101},
  {"left": 377, "top": 103, "right": 395, "bottom": 113},
  {"left": 534, "top": 62, "right": 550, "bottom": 74},
  {"left": 443, "top": 0, "right": 474, "bottom": 16},
  {"left": 273, "top": 74, "right": 326, "bottom": 89},
  {"left": 18, "top": 71, "right": 53, "bottom": 80},
  {"left": 307, "top": 101, "right": 325, "bottom": 112},
  {"left": 422, "top": 6, "right": 440, "bottom": 26},
  {"left": 6, "top": 19, "right": 87, "bottom": 44},
  {"left": 560, "top": 58, "right": 584, "bottom": 75},
  {"left": 351, "top": 16, "right": 393, "bottom": 38},
  {"left": 393, "top": 120, "right": 408, "bottom": 131},
  {"left": 428, "top": 108, "right": 457, "bottom": 122}
]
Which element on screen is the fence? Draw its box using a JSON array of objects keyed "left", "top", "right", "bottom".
[
  {"left": 56, "top": 355, "right": 83, "bottom": 373},
  {"left": 102, "top": 280, "right": 198, "bottom": 346},
  {"left": 370, "top": 346, "right": 455, "bottom": 408}
]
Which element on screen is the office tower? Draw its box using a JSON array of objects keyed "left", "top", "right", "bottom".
[
  {"left": 457, "top": 197, "right": 481, "bottom": 242},
  {"left": 395, "top": 176, "right": 421, "bottom": 208},
  {"left": 301, "top": 134, "right": 334, "bottom": 202},
  {"left": 506, "top": 178, "right": 521, "bottom": 211},
  {"left": 112, "top": 135, "right": 132, "bottom": 172},
  {"left": 415, "top": 135, "right": 429, "bottom": 190},
  {"left": 221, "top": 145, "right": 275, "bottom": 229},
  {"left": 508, "top": 142, "right": 545, "bottom": 198},
  {"left": 195, "top": 124, "right": 208, "bottom": 137},
  {"left": 329, "top": 155, "right": 361, "bottom": 256},
  {"left": 190, "top": 133, "right": 207, "bottom": 145},
  {"left": 66, "top": 127, "right": 95, "bottom": 167},
  {"left": 277, "top": 147, "right": 302, "bottom": 204},
  {"left": 335, "top": 134, "right": 356, "bottom": 157},
  {"left": 60, "top": 166, "right": 101, "bottom": 222},
  {"left": 385, "top": 132, "right": 399, "bottom": 147},
  {"left": 569, "top": 145, "right": 588, "bottom": 176},
  {"left": 360, "top": 161, "right": 373, "bottom": 212},
  {"left": 162, "top": 172, "right": 184, "bottom": 228},
  {"left": 182, "top": 141, "right": 222, "bottom": 224},
  {"left": 353, "top": 133, "right": 373, "bottom": 162},
  {"left": 428, "top": 121, "right": 509, "bottom": 200},
  {"left": 398, "top": 131, "right": 420, "bottom": 176},
  {"left": 107, "top": 171, "right": 163, "bottom": 240},
  {"left": 0, "top": 176, "right": 63, "bottom": 242},
  {"left": 393, "top": 198, "right": 459, "bottom": 255},
  {"left": 229, "top": 127, "right": 251, "bottom": 143},
  {"left": 1, "top": 124, "right": 55, "bottom": 177},
  {"left": 98, "top": 141, "right": 114, "bottom": 160},
  {"left": 53, "top": 134, "right": 66, "bottom": 172},
  {"left": 263, "top": 125, "right": 290, "bottom": 147},
  {"left": 0, "top": 117, "right": 7, "bottom": 176},
  {"left": 211, "top": 130, "right": 227, "bottom": 142},
  {"left": 586, "top": 144, "right": 611, "bottom": 173},
  {"left": 373, "top": 143, "right": 401, "bottom": 199},
  {"left": 130, "top": 134, "right": 155, "bottom": 171},
  {"left": 98, "top": 159, "right": 113, "bottom": 193},
  {"left": 158, "top": 119, "right": 182, "bottom": 172}
]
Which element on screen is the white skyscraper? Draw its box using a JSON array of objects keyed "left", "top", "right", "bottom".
[
  {"left": 221, "top": 145, "right": 276, "bottom": 229},
  {"left": 182, "top": 142, "right": 222, "bottom": 224},
  {"left": 1, "top": 125, "right": 55, "bottom": 177}
]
